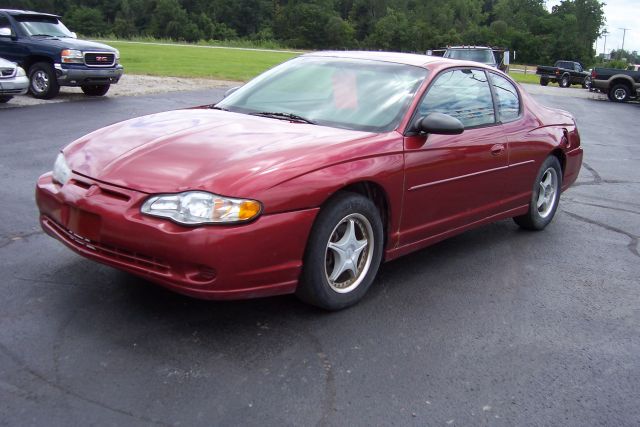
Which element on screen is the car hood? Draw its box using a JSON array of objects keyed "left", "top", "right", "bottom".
[
  {"left": 27, "top": 36, "right": 117, "bottom": 52},
  {"left": 64, "top": 109, "right": 373, "bottom": 196},
  {"left": 0, "top": 57, "right": 18, "bottom": 68}
]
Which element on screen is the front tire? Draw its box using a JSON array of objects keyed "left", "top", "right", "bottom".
[
  {"left": 297, "top": 192, "right": 384, "bottom": 310},
  {"left": 0, "top": 96, "right": 12, "bottom": 103},
  {"left": 514, "top": 156, "right": 562, "bottom": 231},
  {"left": 29, "top": 62, "right": 60, "bottom": 99},
  {"left": 582, "top": 76, "right": 591, "bottom": 89},
  {"left": 81, "top": 84, "right": 110, "bottom": 96},
  {"left": 559, "top": 74, "right": 570, "bottom": 88}
]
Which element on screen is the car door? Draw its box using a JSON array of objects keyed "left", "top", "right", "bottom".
[
  {"left": 400, "top": 68, "right": 510, "bottom": 246},
  {"left": 0, "top": 14, "right": 27, "bottom": 65}
]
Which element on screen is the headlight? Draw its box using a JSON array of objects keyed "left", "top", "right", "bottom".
[
  {"left": 61, "top": 49, "right": 83, "bottom": 64},
  {"left": 52, "top": 153, "right": 72, "bottom": 185},
  {"left": 141, "top": 191, "right": 262, "bottom": 225},
  {"left": 16, "top": 66, "right": 26, "bottom": 77},
  {"left": 114, "top": 49, "right": 120, "bottom": 61}
]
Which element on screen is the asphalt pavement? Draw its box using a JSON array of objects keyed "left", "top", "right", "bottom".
[{"left": 0, "top": 86, "right": 639, "bottom": 426}]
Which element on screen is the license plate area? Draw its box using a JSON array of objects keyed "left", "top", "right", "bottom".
[{"left": 64, "top": 206, "right": 102, "bottom": 242}]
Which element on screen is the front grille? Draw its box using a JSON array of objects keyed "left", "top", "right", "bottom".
[
  {"left": 0, "top": 67, "right": 16, "bottom": 78},
  {"left": 44, "top": 216, "right": 171, "bottom": 274},
  {"left": 84, "top": 52, "right": 116, "bottom": 67}
]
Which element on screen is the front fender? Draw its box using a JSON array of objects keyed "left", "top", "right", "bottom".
[{"left": 258, "top": 153, "right": 406, "bottom": 245}]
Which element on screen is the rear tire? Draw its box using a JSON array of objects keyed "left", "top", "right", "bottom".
[
  {"left": 29, "top": 62, "right": 60, "bottom": 99},
  {"left": 0, "top": 96, "right": 12, "bottom": 103},
  {"left": 514, "top": 156, "right": 562, "bottom": 231},
  {"left": 81, "top": 84, "right": 110, "bottom": 96},
  {"left": 296, "top": 192, "right": 384, "bottom": 310},
  {"left": 608, "top": 84, "right": 630, "bottom": 102},
  {"left": 539, "top": 78, "right": 549, "bottom": 86}
]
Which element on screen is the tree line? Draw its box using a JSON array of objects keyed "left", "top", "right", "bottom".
[{"left": 5, "top": 0, "right": 606, "bottom": 65}]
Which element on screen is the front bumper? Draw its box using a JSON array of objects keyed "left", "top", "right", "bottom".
[
  {"left": 36, "top": 172, "right": 318, "bottom": 300},
  {"left": 0, "top": 75, "right": 29, "bottom": 96},
  {"left": 54, "top": 63, "right": 124, "bottom": 87}
]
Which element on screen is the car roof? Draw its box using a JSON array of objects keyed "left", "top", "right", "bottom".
[
  {"left": 303, "top": 50, "right": 464, "bottom": 69},
  {"left": 447, "top": 46, "right": 493, "bottom": 50},
  {"left": 0, "top": 9, "right": 60, "bottom": 18}
]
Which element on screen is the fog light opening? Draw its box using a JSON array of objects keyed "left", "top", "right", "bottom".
[{"left": 188, "top": 266, "right": 217, "bottom": 283}]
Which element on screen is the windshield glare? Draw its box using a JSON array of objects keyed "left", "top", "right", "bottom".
[
  {"left": 218, "top": 56, "right": 427, "bottom": 132},
  {"left": 445, "top": 49, "right": 496, "bottom": 65},
  {"left": 17, "top": 16, "right": 73, "bottom": 37}
]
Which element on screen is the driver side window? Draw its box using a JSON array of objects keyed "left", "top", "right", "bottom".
[
  {"left": 0, "top": 15, "right": 13, "bottom": 35},
  {"left": 418, "top": 68, "right": 495, "bottom": 128}
]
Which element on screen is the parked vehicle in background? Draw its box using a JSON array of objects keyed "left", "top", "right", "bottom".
[
  {"left": 536, "top": 60, "right": 591, "bottom": 88},
  {"left": 0, "top": 56, "right": 28, "bottom": 102},
  {"left": 427, "top": 46, "right": 510, "bottom": 72},
  {"left": 591, "top": 66, "right": 640, "bottom": 102},
  {"left": 0, "top": 9, "right": 123, "bottom": 99}
]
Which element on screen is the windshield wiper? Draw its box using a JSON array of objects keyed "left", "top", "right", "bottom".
[
  {"left": 250, "top": 111, "right": 315, "bottom": 124},
  {"left": 31, "top": 34, "right": 56, "bottom": 37},
  {"left": 209, "top": 105, "right": 229, "bottom": 111}
]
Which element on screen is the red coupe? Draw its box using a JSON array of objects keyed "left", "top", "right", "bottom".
[{"left": 36, "top": 51, "right": 583, "bottom": 310}]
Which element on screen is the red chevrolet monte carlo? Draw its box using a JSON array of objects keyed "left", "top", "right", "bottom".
[{"left": 36, "top": 51, "right": 583, "bottom": 310}]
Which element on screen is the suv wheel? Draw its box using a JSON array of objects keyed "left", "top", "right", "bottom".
[
  {"left": 29, "top": 62, "right": 60, "bottom": 100},
  {"left": 559, "top": 75, "right": 570, "bottom": 88},
  {"left": 81, "top": 84, "right": 111, "bottom": 97}
]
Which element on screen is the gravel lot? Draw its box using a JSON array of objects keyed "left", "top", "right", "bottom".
[{"left": 3, "top": 74, "right": 238, "bottom": 108}]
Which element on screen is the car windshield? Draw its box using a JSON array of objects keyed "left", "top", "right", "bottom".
[
  {"left": 445, "top": 49, "right": 496, "bottom": 65},
  {"left": 217, "top": 56, "right": 427, "bottom": 133},
  {"left": 16, "top": 15, "right": 73, "bottom": 38}
]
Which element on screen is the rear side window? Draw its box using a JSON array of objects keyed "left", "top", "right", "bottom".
[
  {"left": 489, "top": 73, "right": 520, "bottom": 122},
  {"left": 418, "top": 68, "right": 495, "bottom": 128}
]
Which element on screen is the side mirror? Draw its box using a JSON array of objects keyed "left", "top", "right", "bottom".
[
  {"left": 414, "top": 112, "right": 464, "bottom": 135},
  {"left": 0, "top": 27, "right": 12, "bottom": 37},
  {"left": 224, "top": 86, "right": 241, "bottom": 98},
  {"left": 70, "top": 32, "right": 77, "bottom": 39}
]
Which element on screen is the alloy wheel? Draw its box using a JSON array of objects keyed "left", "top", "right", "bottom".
[
  {"left": 324, "top": 213, "right": 374, "bottom": 293},
  {"left": 536, "top": 167, "right": 558, "bottom": 218}
]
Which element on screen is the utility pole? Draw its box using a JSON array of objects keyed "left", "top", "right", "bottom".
[
  {"left": 619, "top": 27, "right": 630, "bottom": 54},
  {"left": 602, "top": 29, "right": 609, "bottom": 57}
]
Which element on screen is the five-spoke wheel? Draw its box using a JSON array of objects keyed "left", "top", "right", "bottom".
[
  {"left": 297, "top": 192, "right": 383, "bottom": 310},
  {"left": 514, "top": 156, "right": 562, "bottom": 230}
]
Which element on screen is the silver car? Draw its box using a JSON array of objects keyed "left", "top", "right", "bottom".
[{"left": 0, "top": 57, "right": 28, "bottom": 103}]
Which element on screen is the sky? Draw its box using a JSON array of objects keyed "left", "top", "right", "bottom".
[{"left": 546, "top": 0, "right": 640, "bottom": 55}]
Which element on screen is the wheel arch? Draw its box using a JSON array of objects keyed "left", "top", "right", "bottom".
[
  {"left": 320, "top": 181, "right": 392, "bottom": 250},
  {"left": 24, "top": 56, "right": 55, "bottom": 73},
  {"left": 609, "top": 76, "right": 634, "bottom": 91},
  {"left": 550, "top": 148, "right": 566, "bottom": 175}
]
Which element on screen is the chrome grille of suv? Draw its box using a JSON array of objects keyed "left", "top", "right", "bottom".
[
  {"left": 84, "top": 52, "right": 116, "bottom": 67},
  {"left": 0, "top": 67, "right": 16, "bottom": 78}
]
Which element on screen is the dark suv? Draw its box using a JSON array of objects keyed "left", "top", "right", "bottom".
[{"left": 0, "top": 9, "right": 123, "bottom": 99}]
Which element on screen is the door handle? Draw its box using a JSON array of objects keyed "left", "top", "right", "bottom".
[{"left": 490, "top": 144, "right": 505, "bottom": 156}]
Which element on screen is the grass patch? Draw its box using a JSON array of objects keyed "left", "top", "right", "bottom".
[
  {"left": 101, "top": 40, "right": 546, "bottom": 85},
  {"left": 509, "top": 72, "right": 540, "bottom": 84},
  {"left": 105, "top": 40, "right": 300, "bottom": 81}
]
